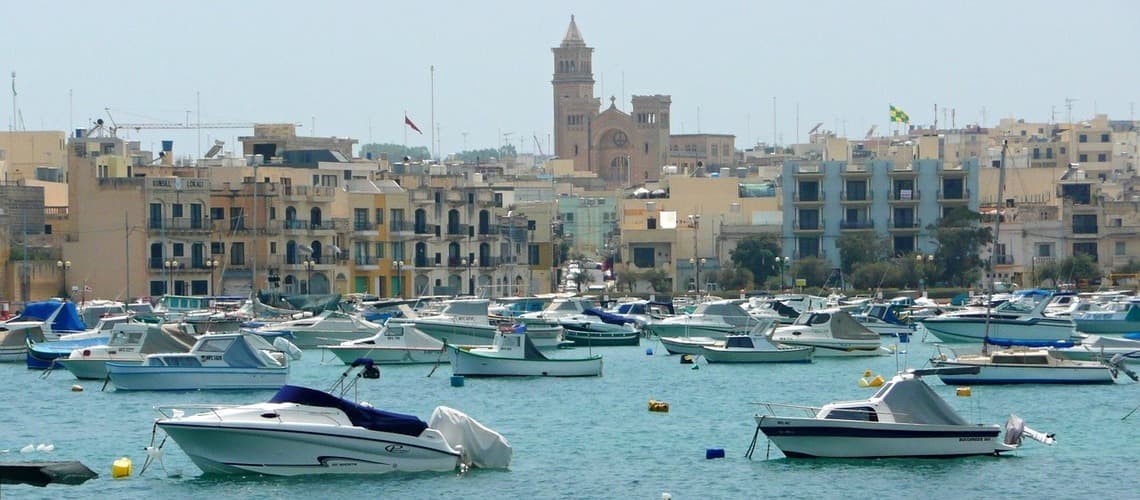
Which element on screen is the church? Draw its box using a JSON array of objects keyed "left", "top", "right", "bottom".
[{"left": 552, "top": 16, "right": 671, "bottom": 187}]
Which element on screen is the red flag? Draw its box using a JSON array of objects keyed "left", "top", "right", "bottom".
[{"left": 404, "top": 114, "right": 422, "bottom": 134}]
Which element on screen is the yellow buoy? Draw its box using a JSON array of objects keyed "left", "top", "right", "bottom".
[
  {"left": 648, "top": 400, "right": 670, "bottom": 412},
  {"left": 868, "top": 375, "right": 885, "bottom": 387},
  {"left": 956, "top": 387, "right": 972, "bottom": 397},
  {"left": 862, "top": 369, "right": 873, "bottom": 377},
  {"left": 858, "top": 372, "right": 884, "bottom": 387},
  {"left": 112, "top": 457, "right": 132, "bottom": 478}
]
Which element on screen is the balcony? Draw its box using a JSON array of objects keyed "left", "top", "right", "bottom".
[
  {"left": 1071, "top": 224, "right": 1099, "bottom": 235},
  {"left": 841, "top": 164, "right": 870, "bottom": 177},
  {"left": 792, "top": 192, "right": 825, "bottom": 205},
  {"left": 839, "top": 220, "right": 875, "bottom": 230},
  {"left": 413, "top": 223, "right": 439, "bottom": 238},
  {"left": 795, "top": 165, "right": 823, "bottom": 177},
  {"left": 412, "top": 191, "right": 435, "bottom": 204},
  {"left": 888, "top": 189, "right": 920, "bottom": 203},
  {"left": 993, "top": 255, "right": 1015, "bottom": 265},
  {"left": 445, "top": 224, "right": 470, "bottom": 238},
  {"left": 476, "top": 192, "right": 497, "bottom": 207},
  {"left": 940, "top": 163, "right": 967, "bottom": 175},
  {"left": 889, "top": 164, "right": 917, "bottom": 176},
  {"left": 147, "top": 218, "right": 215, "bottom": 234},
  {"left": 282, "top": 185, "right": 335, "bottom": 202},
  {"left": 354, "top": 256, "right": 379, "bottom": 269},
  {"left": 1113, "top": 255, "right": 1135, "bottom": 268},
  {"left": 937, "top": 188, "right": 970, "bottom": 202},
  {"left": 793, "top": 220, "right": 824, "bottom": 233},
  {"left": 888, "top": 218, "right": 921, "bottom": 231},
  {"left": 446, "top": 192, "right": 465, "bottom": 204},
  {"left": 390, "top": 220, "right": 414, "bottom": 235},
  {"left": 477, "top": 224, "right": 501, "bottom": 238},
  {"left": 353, "top": 221, "right": 378, "bottom": 232},
  {"left": 840, "top": 191, "right": 871, "bottom": 203},
  {"left": 283, "top": 219, "right": 308, "bottom": 233}
]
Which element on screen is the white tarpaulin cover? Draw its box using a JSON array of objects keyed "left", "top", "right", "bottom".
[{"left": 429, "top": 406, "right": 513, "bottom": 469}]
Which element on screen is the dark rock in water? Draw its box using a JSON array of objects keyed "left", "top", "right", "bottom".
[{"left": 0, "top": 461, "right": 99, "bottom": 487}]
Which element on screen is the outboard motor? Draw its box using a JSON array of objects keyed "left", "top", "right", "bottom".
[{"left": 1004, "top": 414, "right": 1056, "bottom": 446}]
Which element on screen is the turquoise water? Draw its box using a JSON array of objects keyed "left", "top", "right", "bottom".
[{"left": 2, "top": 335, "right": 1137, "bottom": 499}]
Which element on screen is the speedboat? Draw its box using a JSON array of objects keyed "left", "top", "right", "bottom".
[
  {"left": 26, "top": 314, "right": 134, "bottom": 369},
  {"left": 700, "top": 320, "right": 813, "bottom": 363},
  {"left": 930, "top": 344, "right": 1133, "bottom": 385},
  {"left": 325, "top": 322, "right": 448, "bottom": 365},
  {"left": 848, "top": 303, "right": 915, "bottom": 337},
  {"left": 397, "top": 299, "right": 511, "bottom": 346},
  {"left": 449, "top": 328, "right": 602, "bottom": 377},
  {"left": 1073, "top": 299, "right": 1140, "bottom": 335},
  {"left": 106, "top": 332, "right": 302, "bottom": 391},
  {"left": 920, "top": 290, "right": 1077, "bottom": 344},
  {"left": 749, "top": 367, "right": 1056, "bottom": 458},
  {"left": 153, "top": 359, "right": 512, "bottom": 475},
  {"left": 645, "top": 300, "right": 761, "bottom": 339},
  {"left": 55, "top": 323, "right": 198, "bottom": 380},
  {"left": 768, "top": 309, "right": 889, "bottom": 357},
  {"left": 249, "top": 310, "right": 382, "bottom": 349}
]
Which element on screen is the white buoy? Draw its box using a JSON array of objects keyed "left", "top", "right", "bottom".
[
  {"left": 20, "top": 444, "right": 35, "bottom": 453},
  {"left": 662, "top": 493, "right": 673, "bottom": 500},
  {"left": 36, "top": 443, "right": 54, "bottom": 452}
]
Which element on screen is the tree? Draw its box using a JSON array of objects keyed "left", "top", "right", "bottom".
[
  {"left": 790, "top": 257, "right": 831, "bottom": 288},
  {"left": 1061, "top": 254, "right": 1100, "bottom": 286},
  {"left": 642, "top": 268, "right": 670, "bottom": 293},
  {"left": 836, "top": 232, "right": 889, "bottom": 277},
  {"left": 730, "top": 234, "right": 781, "bottom": 286},
  {"left": 450, "top": 145, "right": 517, "bottom": 163},
  {"left": 360, "top": 143, "right": 430, "bottom": 162},
  {"left": 929, "top": 208, "right": 991, "bottom": 287},
  {"left": 616, "top": 269, "right": 639, "bottom": 293},
  {"left": 709, "top": 267, "right": 753, "bottom": 293}
]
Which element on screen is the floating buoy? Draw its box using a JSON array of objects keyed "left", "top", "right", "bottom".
[
  {"left": 35, "top": 443, "right": 54, "bottom": 452},
  {"left": 450, "top": 375, "right": 465, "bottom": 387},
  {"left": 662, "top": 494, "right": 673, "bottom": 500},
  {"left": 705, "top": 448, "right": 726, "bottom": 459},
  {"left": 648, "top": 400, "right": 670, "bottom": 412},
  {"left": 112, "top": 457, "right": 132, "bottom": 478},
  {"left": 71, "top": 384, "right": 84, "bottom": 392},
  {"left": 858, "top": 373, "right": 885, "bottom": 387},
  {"left": 20, "top": 444, "right": 34, "bottom": 453},
  {"left": 956, "top": 387, "right": 972, "bottom": 397},
  {"left": 645, "top": 348, "right": 654, "bottom": 356},
  {"left": 680, "top": 354, "right": 694, "bottom": 365}
]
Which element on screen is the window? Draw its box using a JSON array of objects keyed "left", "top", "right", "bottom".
[
  {"left": 564, "top": 213, "right": 575, "bottom": 222},
  {"left": 172, "top": 243, "right": 184, "bottom": 257},
  {"left": 269, "top": 206, "right": 276, "bottom": 220},
  {"left": 269, "top": 241, "right": 277, "bottom": 254},
  {"left": 229, "top": 207, "right": 245, "bottom": 230},
  {"left": 1072, "top": 242, "right": 1098, "bottom": 262},
  {"left": 375, "top": 242, "right": 385, "bottom": 259},
  {"left": 1046, "top": 148, "right": 1053, "bottom": 159},
  {"left": 1079, "top": 154, "right": 1088, "bottom": 162},
  {"left": 1060, "top": 147, "right": 1067, "bottom": 155},
  {"left": 210, "top": 207, "right": 224, "bottom": 221},
  {"left": 1101, "top": 133, "right": 1110, "bottom": 142},
  {"left": 1037, "top": 244, "right": 1051, "bottom": 258},
  {"left": 1079, "top": 134, "right": 1087, "bottom": 143},
  {"left": 211, "top": 242, "right": 225, "bottom": 255},
  {"left": 1097, "top": 153, "right": 1107, "bottom": 162},
  {"left": 375, "top": 209, "right": 384, "bottom": 225},
  {"left": 1072, "top": 214, "right": 1098, "bottom": 234},
  {"left": 632, "top": 247, "right": 656, "bottom": 268},
  {"left": 172, "top": 204, "right": 183, "bottom": 218},
  {"left": 529, "top": 244, "right": 540, "bottom": 264},
  {"left": 1116, "top": 241, "right": 1126, "bottom": 256},
  {"left": 230, "top": 242, "right": 245, "bottom": 265}
]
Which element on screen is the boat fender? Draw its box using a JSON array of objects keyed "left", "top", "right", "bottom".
[
  {"left": 450, "top": 375, "right": 465, "bottom": 387},
  {"left": 705, "top": 448, "right": 725, "bottom": 459},
  {"left": 680, "top": 354, "right": 695, "bottom": 365},
  {"left": 648, "top": 400, "right": 669, "bottom": 412},
  {"left": 273, "top": 337, "right": 304, "bottom": 360},
  {"left": 112, "top": 457, "right": 132, "bottom": 478},
  {"left": 955, "top": 387, "right": 972, "bottom": 397},
  {"left": 645, "top": 348, "right": 654, "bottom": 356},
  {"left": 71, "top": 384, "right": 84, "bottom": 392}
]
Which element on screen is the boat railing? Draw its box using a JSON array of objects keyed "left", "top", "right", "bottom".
[
  {"left": 154, "top": 404, "right": 345, "bottom": 426},
  {"left": 751, "top": 402, "right": 821, "bottom": 418}
]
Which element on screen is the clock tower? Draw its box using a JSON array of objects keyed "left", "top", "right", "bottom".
[{"left": 552, "top": 16, "right": 600, "bottom": 170}]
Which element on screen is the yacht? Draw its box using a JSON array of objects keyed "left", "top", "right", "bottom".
[{"left": 920, "top": 291, "right": 1077, "bottom": 344}]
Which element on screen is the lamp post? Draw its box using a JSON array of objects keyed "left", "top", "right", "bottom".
[
  {"left": 205, "top": 258, "right": 220, "bottom": 297},
  {"left": 391, "top": 260, "right": 404, "bottom": 298},
  {"left": 775, "top": 256, "right": 791, "bottom": 291},
  {"left": 164, "top": 259, "right": 181, "bottom": 295},
  {"left": 56, "top": 260, "right": 71, "bottom": 299},
  {"left": 303, "top": 259, "right": 315, "bottom": 294},
  {"left": 462, "top": 257, "right": 473, "bottom": 296},
  {"left": 915, "top": 253, "right": 934, "bottom": 291},
  {"left": 689, "top": 257, "right": 706, "bottom": 295}
]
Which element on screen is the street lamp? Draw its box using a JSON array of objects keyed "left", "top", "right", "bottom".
[
  {"left": 689, "top": 257, "right": 706, "bottom": 295},
  {"left": 205, "top": 258, "right": 220, "bottom": 297},
  {"left": 164, "top": 259, "right": 181, "bottom": 295},
  {"left": 915, "top": 253, "right": 934, "bottom": 291},
  {"left": 391, "top": 260, "right": 404, "bottom": 298},
  {"left": 303, "top": 259, "right": 316, "bottom": 294},
  {"left": 56, "top": 260, "right": 71, "bottom": 299},
  {"left": 775, "top": 256, "right": 791, "bottom": 290},
  {"left": 461, "top": 257, "right": 473, "bottom": 296}
]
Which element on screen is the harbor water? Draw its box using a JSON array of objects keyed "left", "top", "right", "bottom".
[{"left": 1, "top": 334, "right": 1136, "bottom": 499}]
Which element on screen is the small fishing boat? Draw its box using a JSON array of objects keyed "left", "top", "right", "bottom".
[
  {"left": 1051, "top": 335, "right": 1140, "bottom": 365},
  {"left": 560, "top": 308, "right": 640, "bottom": 347},
  {"left": 26, "top": 314, "right": 133, "bottom": 369},
  {"left": 701, "top": 320, "right": 813, "bottom": 363},
  {"left": 106, "top": 332, "right": 302, "bottom": 391},
  {"left": 749, "top": 367, "right": 1056, "bottom": 458},
  {"left": 768, "top": 309, "right": 889, "bottom": 357},
  {"left": 1073, "top": 299, "right": 1140, "bottom": 334},
  {"left": 930, "top": 343, "right": 1133, "bottom": 385},
  {"left": 153, "top": 359, "right": 512, "bottom": 475},
  {"left": 54, "top": 323, "right": 198, "bottom": 380},
  {"left": 325, "top": 323, "right": 449, "bottom": 365},
  {"left": 449, "top": 328, "right": 602, "bottom": 377}
]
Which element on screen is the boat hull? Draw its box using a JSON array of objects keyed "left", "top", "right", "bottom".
[
  {"left": 157, "top": 420, "right": 459, "bottom": 476},
  {"left": 701, "top": 346, "right": 813, "bottom": 363},
  {"left": 563, "top": 330, "right": 640, "bottom": 347},
  {"left": 106, "top": 364, "right": 288, "bottom": 391},
  {"left": 1073, "top": 319, "right": 1140, "bottom": 334},
  {"left": 55, "top": 358, "right": 142, "bottom": 380},
  {"left": 644, "top": 323, "right": 735, "bottom": 340},
  {"left": 327, "top": 346, "right": 447, "bottom": 365},
  {"left": 658, "top": 336, "right": 719, "bottom": 355},
  {"left": 757, "top": 415, "right": 1009, "bottom": 458},
  {"left": 921, "top": 317, "right": 1075, "bottom": 343},
  {"left": 448, "top": 347, "right": 602, "bottom": 377},
  {"left": 931, "top": 359, "right": 1117, "bottom": 384}
]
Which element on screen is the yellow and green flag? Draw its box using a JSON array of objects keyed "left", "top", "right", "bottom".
[{"left": 889, "top": 105, "right": 910, "bottom": 123}]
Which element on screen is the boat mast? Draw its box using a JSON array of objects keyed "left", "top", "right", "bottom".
[{"left": 982, "top": 139, "right": 1008, "bottom": 354}]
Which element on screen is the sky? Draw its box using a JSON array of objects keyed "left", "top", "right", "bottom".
[{"left": 4, "top": 0, "right": 1139, "bottom": 159}]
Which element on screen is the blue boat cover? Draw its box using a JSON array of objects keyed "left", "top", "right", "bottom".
[
  {"left": 583, "top": 308, "right": 636, "bottom": 325},
  {"left": 13, "top": 300, "right": 87, "bottom": 332},
  {"left": 269, "top": 385, "right": 428, "bottom": 437},
  {"left": 985, "top": 337, "right": 1076, "bottom": 348}
]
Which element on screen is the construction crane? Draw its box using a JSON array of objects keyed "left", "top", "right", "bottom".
[
  {"left": 865, "top": 125, "right": 877, "bottom": 138},
  {"left": 85, "top": 108, "right": 290, "bottom": 138},
  {"left": 533, "top": 133, "right": 545, "bottom": 157}
]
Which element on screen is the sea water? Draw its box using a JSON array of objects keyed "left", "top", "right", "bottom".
[{"left": 1, "top": 335, "right": 1136, "bottom": 499}]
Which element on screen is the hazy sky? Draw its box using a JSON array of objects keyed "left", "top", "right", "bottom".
[{"left": 4, "top": 0, "right": 1138, "bottom": 158}]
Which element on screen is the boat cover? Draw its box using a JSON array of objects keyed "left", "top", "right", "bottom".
[
  {"left": 428, "top": 406, "right": 513, "bottom": 469},
  {"left": 880, "top": 377, "right": 968, "bottom": 425},
  {"left": 11, "top": 300, "right": 86, "bottom": 332},
  {"left": 583, "top": 308, "right": 636, "bottom": 325},
  {"left": 269, "top": 385, "right": 429, "bottom": 437},
  {"left": 986, "top": 337, "right": 1075, "bottom": 348}
]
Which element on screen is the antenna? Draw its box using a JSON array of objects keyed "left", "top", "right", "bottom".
[
  {"left": 865, "top": 125, "right": 877, "bottom": 138},
  {"left": 808, "top": 122, "right": 823, "bottom": 135}
]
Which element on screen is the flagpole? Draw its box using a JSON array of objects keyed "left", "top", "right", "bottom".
[
  {"left": 403, "top": 110, "right": 408, "bottom": 153},
  {"left": 430, "top": 65, "right": 436, "bottom": 161}
]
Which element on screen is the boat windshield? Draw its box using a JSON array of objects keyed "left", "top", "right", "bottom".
[
  {"left": 793, "top": 313, "right": 831, "bottom": 326},
  {"left": 823, "top": 406, "right": 878, "bottom": 422},
  {"left": 994, "top": 295, "right": 1044, "bottom": 314}
]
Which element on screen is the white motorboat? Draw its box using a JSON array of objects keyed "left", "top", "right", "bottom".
[
  {"left": 658, "top": 336, "right": 720, "bottom": 356},
  {"left": 26, "top": 314, "right": 134, "bottom": 369},
  {"left": 750, "top": 367, "right": 1056, "bottom": 458},
  {"left": 1072, "top": 299, "right": 1140, "bottom": 335},
  {"left": 250, "top": 310, "right": 382, "bottom": 349},
  {"left": 325, "top": 322, "right": 448, "bottom": 365},
  {"left": 153, "top": 359, "right": 512, "bottom": 476},
  {"left": 930, "top": 344, "right": 1133, "bottom": 385},
  {"left": 768, "top": 309, "right": 889, "bottom": 357},
  {"left": 449, "top": 329, "right": 602, "bottom": 377},
  {"left": 645, "top": 300, "right": 761, "bottom": 339},
  {"left": 701, "top": 320, "right": 813, "bottom": 363},
  {"left": 1052, "top": 335, "right": 1140, "bottom": 365},
  {"left": 106, "top": 332, "right": 302, "bottom": 391},
  {"left": 920, "top": 291, "right": 1077, "bottom": 344},
  {"left": 848, "top": 303, "right": 916, "bottom": 337},
  {"left": 399, "top": 299, "right": 527, "bottom": 346},
  {"left": 0, "top": 324, "right": 47, "bottom": 362},
  {"left": 1, "top": 299, "right": 88, "bottom": 344},
  {"left": 55, "top": 323, "right": 198, "bottom": 380}
]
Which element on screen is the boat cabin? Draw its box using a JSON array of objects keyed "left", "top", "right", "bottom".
[{"left": 816, "top": 374, "right": 969, "bottom": 426}]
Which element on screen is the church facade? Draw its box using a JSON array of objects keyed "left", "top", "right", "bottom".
[{"left": 551, "top": 16, "right": 671, "bottom": 188}]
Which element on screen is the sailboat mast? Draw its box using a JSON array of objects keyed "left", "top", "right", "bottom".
[{"left": 982, "top": 139, "right": 1009, "bottom": 353}]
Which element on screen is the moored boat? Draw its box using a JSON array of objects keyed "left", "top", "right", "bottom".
[
  {"left": 449, "top": 329, "right": 602, "bottom": 377},
  {"left": 768, "top": 309, "right": 889, "bottom": 357},
  {"left": 106, "top": 332, "right": 302, "bottom": 391},
  {"left": 701, "top": 320, "right": 813, "bottom": 363},
  {"left": 325, "top": 322, "right": 449, "bottom": 365}
]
